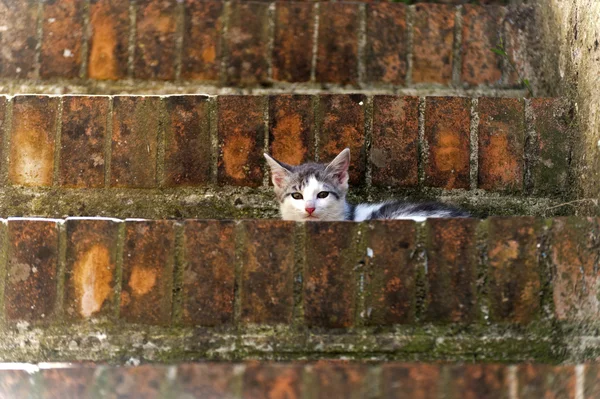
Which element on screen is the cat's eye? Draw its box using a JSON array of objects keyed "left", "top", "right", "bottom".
[
  {"left": 291, "top": 192, "right": 303, "bottom": 200},
  {"left": 317, "top": 191, "right": 329, "bottom": 199}
]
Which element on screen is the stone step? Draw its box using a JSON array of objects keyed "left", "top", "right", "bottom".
[
  {"left": 0, "top": 94, "right": 581, "bottom": 218},
  {"left": 0, "top": 217, "right": 598, "bottom": 363},
  {"left": 0, "top": 0, "right": 532, "bottom": 94},
  {"left": 0, "top": 361, "right": 595, "bottom": 398}
]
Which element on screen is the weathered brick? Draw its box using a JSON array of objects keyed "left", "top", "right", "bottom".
[
  {"left": 304, "top": 222, "right": 358, "bottom": 328},
  {"left": 412, "top": 4, "right": 455, "bottom": 84},
  {"left": 531, "top": 98, "right": 572, "bottom": 196},
  {"left": 424, "top": 97, "right": 470, "bottom": 189},
  {"left": 88, "top": 0, "right": 129, "bottom": 80},
  {"left": 371, "top": 96, "right": 419, "bottom": 187},
  {"left": 425, "top": 218, "right": 478, "bottom": 323},
  {"left": 503, "top": 6, "right": 529, "bottom": 86},
  {"left": 0, "top": 370, "right": 33, "bottom": 398},
  {"left": 40, "top": 368, "right": 96, "bottom": 399},
  {"left": 318, "top": 95, "right": 366, "bottom": 184},
  {"left": 164, "top": 96, "right": 211, "bottom": 187},
  {"left": 111, "top": 96, "right": 160, "bottom": 188},
  {"left": 175, "top": 363, "right": 236, "bottom": 398},
  {"left": 243, "top": 363, "right": 303, "bottom": 399},
  {"left": 241, "top": 220, "right": 295, "bottom": 325},
  {"left": 40, "top": 0, "right": 84, "bottom": 78},
  {"left": 316, "top": 3, "right": 359, "bottom": 85},
  {"left": 313, "top": 362, "right": 367, "bottom": 399},
  {"left": 120, "top": 221, "right": 174, "bottom": 325},
  {"left": 217, "top": 96, "right": 265, "bottom": 186},
  {"left": 225, "top": 2, "right": 270, "bottom": 85},
  {"left": 9, "top": 96, "right": 58, "bottom": 187},
  {"left": 0, "top": 1, "right": 38, "bottom": 78},
  {"left": 269, "top": 95, "right": 315, "bottom": 166},
  {"left": 585, "top": 364, "right": 600, "bottom": 399},
  {"left": 365, "top": 221, "right": 417, "bottom": 325},
  {"left": 59, "top": 96, "right": 108, "bottom": 188},
  {"left": 182, "top": 0, "right": 223, "bottom": 81},
  {"left": 488, "top": 217, "right": 540, "bottom": 324},
  {"left": 134, "top": 0, "right": 177, "bottom": 80},
  {"left": 5, "top": 220, "right": 59, "bottom": 322},
  {"left": 273, "top": 3, "right": 314, "bottom": 83},
  {"left": 382, "top": 364, "right": 440, "bottom": 399},
  {"left": 366, "top": 3, "right": 407, "bottom": 85},
  {"left": 478, "top": 97, "right": 524, "bottom": 191},
  {"left": 447, "top": 364, "right": 508, "bottom": 399},
  {"left": 518, "top": 365, "right": 576, "bottom": 399},
  {"left": 0, "top": 97, "right": 6, "bottom": 162},
  {"left": 100, "top": 365, "right": 168, "bottom": 398},
  {"left": 551, "top": 218, "right": 600, "bottom": 322},
  {"left": 182, "top": 220, "right": 235, "bottom": 326},
  {"left": 460, "top": 5, "right": 504, "bottom": 86},
  {"left": 64, "top": 219, "right": 119, "bottom": 320}
]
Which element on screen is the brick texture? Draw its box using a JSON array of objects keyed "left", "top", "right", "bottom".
[
  {"left": 9, "top": 96, "right": 58, "bottom": 187},
  {"left": 304, "top": 223, "right": 358, "bottom": 328},
  {"left": 382, "top": 364, "right": 441, "bottom": 399},
  {"left": 101, "top": 365, "right": 168, "bottom": 398},
  {"left": 478, "top": 98, "right": 524, "bottom": 191},
  {"left": 371, "top": 96, "right": 419, "bottom": 187},
  {"left": 365, "top": 221, "right": 417, "bottom": 325},
  {"left": 217, "top": 96, "right": 265, "bottom": 186},
  {"left": 120, "top": 220, "right": 175, "bottom": 325},
  {"left": 241, "top": 220, "right": 295, "bottom": 325},
  {"left": 0, "top": 1, "right": 38, "bottom": 78},
  {"left": 59, "top": 96, "right": 109, "bottom": 188},
  {"left": 488, "top": 217, "right": 540, "bottom": 324},
  {"left": 269, "top": 95, "right": 315, "bottom": 166},
  {"left": 40, "top": 0, "right": 84, "bottom": 79},
  {"left": 39, "top": 368, "right": 96, "bottom": 399},
  {"left": 412, "top": 4, "right": 455, "bottom": 84},
  {"left": 111, "top": 96, "right": 160, "bottom": 188},
  {"left": 175, "top": 364, "right": 236, "bottom": 398},
  {"left": 4, "top": 220, "right": 59, "bottom": 322},
  {"left": 182, "top": 220, "right": 235, "bottom": 326},
  {"left": 318, "top": 95, "right": 366, "bottom": 184},
  {"left": 88, "top": 0, "right": 129, "bottom": 80},
  {"left": 447, "top": 364, "right": 508, "bottom": 399},
  {"left": 313, "top": 363, "right": 367, "bottom": 399},
  {"left": 518, "top": 365, "right": 576, "bottom": 399},
  {"left": 163, "top": 95, "right": 211, "bottom": 186},
  {"left": 425, "top": 218, "right": 478, "bottom": 323},
  {"left": 182, "top": 0, "right": 223, "bottom": 81},
  {"left": 316, "top": 3, "right": 359, "bottom": 85},
  {"left": 424, "top": 97, "right": 471, "bottom": 189},
  {"left": 64, "top": 219, "right": 119, "bottom": 320},
  {"left": 366, "top": 3, "right": 407, "bottom": 85},
  {"left": 243, "top": 363, "right": 303, "bottom": 399},
  {"left": 134, "top": 0, "right": 178, "bottom": 80},
  {"left": 273, "top": 3, "right": 314, "bottom": 83}
]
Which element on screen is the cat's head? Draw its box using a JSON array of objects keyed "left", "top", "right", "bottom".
[{"left": 263, "top": 148, "right": 350, "bottom": 221}]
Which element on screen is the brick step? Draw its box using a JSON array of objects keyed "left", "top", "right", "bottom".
[
  {"left": 0, "top": 94, "right": 578, "bottom": 218},
  {"left": 0, "top": 217, "right": 598, "bottom": 363},
  {"left": 0, "top": 361, "right": 596, "bottom": 398},
  {"left": 0, "top": 1, "right": 530, "bottom": 92}
]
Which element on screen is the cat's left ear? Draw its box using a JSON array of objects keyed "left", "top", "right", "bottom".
[
  {"left": 325, "top": 148, "right": 350, "bottom": 188},
  {"left": 264, "top": 153, "right": 292, "bottom": 189}
]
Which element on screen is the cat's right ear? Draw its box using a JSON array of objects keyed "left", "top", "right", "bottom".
[{"left": 264, "top": 153, "right": 291, "bottom": 189}]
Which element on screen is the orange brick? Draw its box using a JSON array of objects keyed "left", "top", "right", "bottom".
[
  {"left": 64, "top": 219, "right": 119, "bottom": 320},
  {"left": 39, "top": 368, "right": 96, "bottom": 399},
  {"left": 243, "top": 363, "right": 303, "bottom": 399},
  {"left": 273, "top": 3, "right": 314, "bottom": 83},
  {"left": 269, "top": 95, "right": 315, "bottom": 165},
  {"left": 313, "top": 362, "right": 367, "bottom": 398},
  {"left": 101, "top": 365, "right": 168, "bottom": 398},
  {"left": 175, "top": 364, "right": 236, "bottom": 398},
  {"left": 9, "top": 96, "right": 58, "bottom": 187},
  {"left": 0, "top": 1, "right": 38, "bottom": 78},
  {"left": 478, "top": 97, "right": 524, "bottom": 191},
  {"left": 40, "top": 0, "right": 84, "bottom": 78},
  {"left": 413, "top": 4, "right": 455, "bottom": 84},
  {"left": 424, "top": 97, "right": 470, "bottom": 189},
  {"left": 88, "top": 0, "right": 129, "bottom": 80},
  {"left": 518, "top": 365, "right": 576, "bottom": 399},
  {"left": 120, "top": 221, "right": 175, "bottom": 325},
  {"left": 382, "top": 364, "right": 441, "bottom": 399},
  {"left": 447, "top": 364, "right": 508, "bottom": 399},
  {"left": 5, "top": 220, "right": 59, "bottom": 322}
]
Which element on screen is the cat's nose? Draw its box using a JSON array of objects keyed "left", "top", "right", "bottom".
[{"left": 305, "top": 207, "right": 316, "bottom": 215}]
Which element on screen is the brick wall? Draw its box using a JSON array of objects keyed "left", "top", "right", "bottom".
[
  {"left": 0, "top": 217, "right": 598, "bottom": 362},
  {"left": 0, "top": 1, "right": 527, "bottom": 90},
  {"left": 1, "top": 361, "right": 598, "bottom": 398}
]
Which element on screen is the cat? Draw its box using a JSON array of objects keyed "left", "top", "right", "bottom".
[{"left": 264, "top": 148, "right": 470, "bottom": 222}]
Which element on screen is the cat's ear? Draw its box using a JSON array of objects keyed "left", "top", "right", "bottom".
[
  {"left": 264, "top": 153, "right": 292, "bottom": 189},
  {"left": 325, "top": 148, "right": 350, "bottom": 188}
]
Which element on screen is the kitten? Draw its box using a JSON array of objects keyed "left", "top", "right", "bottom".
[{"left": 264, "top": 148, "right": 470, "bottom": 222}]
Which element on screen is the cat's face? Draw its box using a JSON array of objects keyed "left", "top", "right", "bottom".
[{"left": 264, "top": 149, "right": 350, "bottom": 221}]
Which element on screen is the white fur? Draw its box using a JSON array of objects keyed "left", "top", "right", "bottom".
[{"left": 280, "top": 176, "right": 345, "bottom": 221}]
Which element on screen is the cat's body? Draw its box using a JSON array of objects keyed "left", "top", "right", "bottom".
[{"left": 264, "top": 148, "right": 469, "bottom": 222}]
